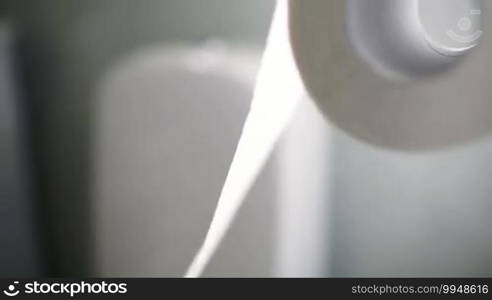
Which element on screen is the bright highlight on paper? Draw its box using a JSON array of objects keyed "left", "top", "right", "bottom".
[{"left": 184, "top": 0, "right": 306, "bottom": 277}]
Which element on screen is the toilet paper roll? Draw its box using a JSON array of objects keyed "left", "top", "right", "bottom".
[{"left": 290, "top": 0, "right": 492, "bottom": 150}]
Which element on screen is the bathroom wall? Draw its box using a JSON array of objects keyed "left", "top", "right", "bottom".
[
  {"left": 2, "top": 0, "right": 275, "bottom": 276},
  {"left": 330, "top": 132, "right": 492, "bottom": 277},
  {"left": 278, "top": 94, "right": 492, "bottom": 277}
]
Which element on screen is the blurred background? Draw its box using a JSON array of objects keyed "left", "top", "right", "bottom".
[
  {"left": 1, "top": 0, "right": 492, "bottom": 278},
  {"left": 0, "top": 0, "right": 276, "bottom": 277}
]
